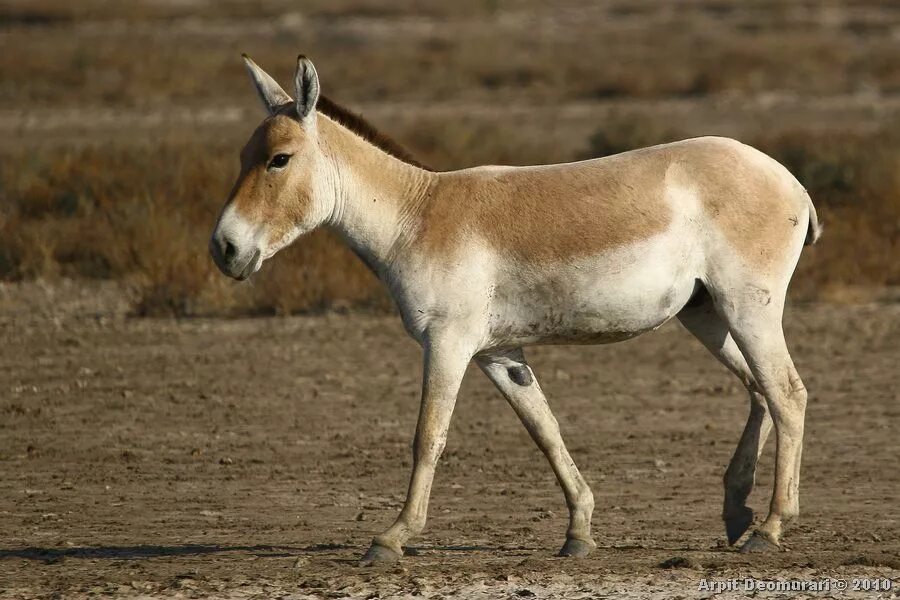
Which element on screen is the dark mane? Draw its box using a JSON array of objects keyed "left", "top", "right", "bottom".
[{"left": 317, "top": 95, "right": 432, "bottom": 171}]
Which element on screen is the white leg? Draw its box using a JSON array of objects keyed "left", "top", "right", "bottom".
[
  {"left": 678, "top": 296, "right": 773, "bottom": 545},
  {"left": 360, "top": 333, "right": 473, "bottom": 565},
  {"left": 717, "top": 296, "right": 807, "bottom": 551},
  {"left": 477, "top": 349, "right": 596, "bottom": 557}
]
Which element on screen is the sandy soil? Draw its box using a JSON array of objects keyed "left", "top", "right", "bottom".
[{"left": 0, "top": 282, "right": 898, "bottom": 598}]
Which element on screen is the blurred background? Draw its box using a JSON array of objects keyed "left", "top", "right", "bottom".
[{"left": 1, "top": 0, "right": 898, "bottom": 316}]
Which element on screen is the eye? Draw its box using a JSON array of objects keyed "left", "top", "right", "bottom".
[{"left": 267, "top": 153, "right": 292, "bottom": 170}]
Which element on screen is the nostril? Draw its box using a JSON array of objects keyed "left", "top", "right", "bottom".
[{"left": 223, "top": 239, "right": 237, "bottom": 261}]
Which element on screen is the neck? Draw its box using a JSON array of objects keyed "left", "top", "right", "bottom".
[{"left": 319, "top": 115, "right": 435, "bottom": 275}]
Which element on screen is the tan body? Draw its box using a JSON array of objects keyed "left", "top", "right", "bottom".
[
  {"left": 381, "top": 137, "right": 811, "bottom": 349},
  {"left": 211, "top": 56, "right": 821, "bottom": 564}
]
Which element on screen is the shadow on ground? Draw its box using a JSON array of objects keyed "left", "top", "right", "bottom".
[{"left": 0, "top": 542, "right": 352, "bottom": 563}]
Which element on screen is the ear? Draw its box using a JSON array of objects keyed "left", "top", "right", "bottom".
[
  {"left": 294, "top": 55, "right": 320, "bottom": 125},
  {"left": 242, "top": 54, "right": 292, "bottom": 116}
]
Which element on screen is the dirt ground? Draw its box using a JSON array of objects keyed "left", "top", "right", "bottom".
[{"left": 0, "top": 281, "right": 897, "bottom": 598}]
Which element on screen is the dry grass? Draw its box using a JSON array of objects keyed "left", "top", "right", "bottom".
[
  {"left": 1, "top": 0, "right": 898, "bottom": 315},
  {"left": 757, "top": 130, "right": 900, "bottom": 300},
  {"left": 2, "top": 121, "right": 897, "bottom": 315},
  {"left": 3, "top": 2, "right": 899, "bottom": 109},
  {"left": 0, "top": 141, "right": 388, "bottom": 316}
]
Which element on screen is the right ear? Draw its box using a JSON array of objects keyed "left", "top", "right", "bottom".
[
  {"left": 294, "top": 55, "right": 320, "bottom": 125},
  {"left": 242, "top": 54, "right": 292, "bottom": 116}
]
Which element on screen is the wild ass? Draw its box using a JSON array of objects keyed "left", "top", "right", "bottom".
[{"left": 210, "top": 55, "right": 821, "bottom": 565}]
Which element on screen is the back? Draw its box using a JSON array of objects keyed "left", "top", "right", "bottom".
[{"left": 411, "top": 136, "right": 804, "bottom": 271}]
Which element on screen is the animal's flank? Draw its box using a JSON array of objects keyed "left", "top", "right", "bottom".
[
  {"left": 416, "top": 154, "right": 674, "bottom": 262},
  {"left": 316, "top": 95, "right": 432, "bottom": 171}
]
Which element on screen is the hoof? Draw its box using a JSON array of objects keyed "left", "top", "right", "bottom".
[
  {"left": 724, "top": 507, "right": 754, "bottom": 545},
  {"left": 358, "top": 542, "right": 402, "bottom": 566},
  {"left": 558, "top": 537, "right": 596, "bottom": 558},
  {"left": 739, "top": 531, "right": 780, "bottom": 554}
]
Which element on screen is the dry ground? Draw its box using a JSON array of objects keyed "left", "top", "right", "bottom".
[{"left": 0, "top": 282, "right": 897, "bottom": 598}]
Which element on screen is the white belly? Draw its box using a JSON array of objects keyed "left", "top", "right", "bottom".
[{"left": 483, "top": 232, "right": 700, "bottom": 349}]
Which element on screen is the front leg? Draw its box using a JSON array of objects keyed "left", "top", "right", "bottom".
[
  {"left": 360, "top": 333, "right": 472, "bottom": 565},
  {"left": 477, "top": 349, "right": 595, "bottom": 557}
]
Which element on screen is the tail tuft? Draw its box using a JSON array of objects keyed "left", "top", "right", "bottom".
[{"left": 805, "top": 192, "right": 822, "bottom": 246}]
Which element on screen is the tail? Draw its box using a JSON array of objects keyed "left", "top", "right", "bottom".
[{"left": 804, "top": 191, "right": 822, "bottom": 246}]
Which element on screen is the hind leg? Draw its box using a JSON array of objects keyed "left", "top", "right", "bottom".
[
  {"left": 714, "top": 290, "right": 808, "bottom": 551},
  {"left": 678, "top": 294, "right": 773, "bottom": 545}
]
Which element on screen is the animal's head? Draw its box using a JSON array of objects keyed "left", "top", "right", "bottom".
[{"left": 210, "top": 55, "right": 333, "bottom": 280}]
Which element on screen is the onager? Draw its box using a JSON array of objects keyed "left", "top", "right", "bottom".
[{"left": 209, "top": 55, "right": 821, "bottom": 565}]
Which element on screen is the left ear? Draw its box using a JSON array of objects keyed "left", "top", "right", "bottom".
[
  {"left": 243, "top": 54, "right": 292, "bottom": 116},
  {"left": 294, "top": 55, "right": 320, "bottom": 125}
]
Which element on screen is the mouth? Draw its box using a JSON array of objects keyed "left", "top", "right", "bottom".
[
  {"left": 209, "top": 238, "right": 262, "bottom": 281},
  {"left": 232, "top": 248, "right": 262, "bottom": 281}
]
